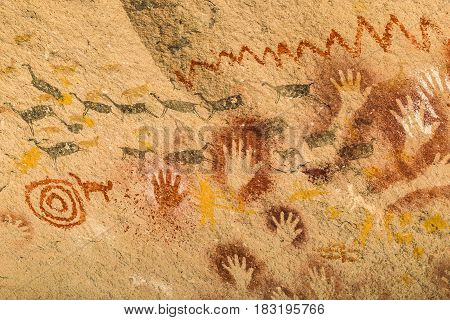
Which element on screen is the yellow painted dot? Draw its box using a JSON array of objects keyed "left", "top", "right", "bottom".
[
  {"left": 363, "top": 166, "right": 381, "bottom": 178},
  {"left": 401, "top": 273, "right": 413, "bottom": 285},
  {"left": 58, "top": 76, "right": 71, "bottom": 88},
  {"left": 14, "top": 34, "right": 32, "bottom": 44},
  {"left": 58, "top": 93, "right": 73, "bottom": 106},
  {"left": 413, "top": 246, "right": 424, "bottom": 258},
  {"left": 424, "top": 214, "right": 448, "bottom": 233},
  {"left": 399, "top": 212, "right": 412, "bottom": 226},
  {"left": 16, "top": 147, "right": 42, "bottom": 174},
  {"left": 325, "top": 206, "right": 342, "bottom": 219},
  {"left": 394, "top": 232, "right": 413, "bottom": 244}
]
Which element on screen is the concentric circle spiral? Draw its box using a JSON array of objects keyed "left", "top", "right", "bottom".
[{"left": 25, "top": 179, "right": 86, "bottom": 228}]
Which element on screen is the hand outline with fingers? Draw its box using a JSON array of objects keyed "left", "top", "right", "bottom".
[
  {"left": 270, "top": 287, "right": 299, "bottom": 300},
  {"left": 308, "top": 267, "right": 336, "bottom": 299},
  {"left": 222, "top": 254, "right": 254, "bottom": 291},
  {"left": 271, "top": 211, "right": 303, "bottom": 244},
  {"left": 223, "top": 138, "right": 262, "bottom": 192},
  {"left": 330, "top": 69, "right": 373, "bottom": 120},
  {"left": 152, "top": 169, "right": 187, "bottom": 211},
  {"left": 417, "top": 68, "right": 450, "bottom": 106},
  {"left": 390, "top": 95, "right": 439, "bottom": 156}
]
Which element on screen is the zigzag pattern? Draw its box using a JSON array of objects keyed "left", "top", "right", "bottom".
[{"left": 175, "top": 14, "right": 446, "bottom": 87}]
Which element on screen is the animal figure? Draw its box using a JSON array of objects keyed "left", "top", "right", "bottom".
[
  {"left": 68, "top": 172, "right": 113, "bottom": 202},
  {"left": 149, "top": 92, "right": 206, "bottom": 119},
  {"left": 338, "top": 142, "right": 374, "bottom": 161},
  {"left": 103, "top": 94, "right": 158, "bottom": 117},
  {"left": 164, "top": 143, "right": 213, "bottom": 165},
  {"left": 120, "top": 146, "right": 153, "bottom": 160},
  {"left": 56, "top": 116, "right": 83, "bottom": 134},
  {"left": 194, "top": 93, "right": 243, "bottom": 120},
  {"left": 304, "top": 130, "right": 336, "bottom": 148},
  {"left": 28, "top": 139, "right": 83, "bottom": 169},
  {"left": 22, "top": 64, "right": 62, "bottom": 100},
  {"left": 256, "top": 117, "right": 288, "bottom": 139},
  {"left": 274, "top": 148, "right": 306, "bottom": 173},
  {"left": 301, "top": 165, "right": 333, "bottom": 185},
  {"left": 6, "top": 102, "right": 55, "bottom": 135},
  {"left": 262, "top": 82, "right": 329, "bottom": 107},
  {"left": 70, "top": 93, "right": 113, "bottom": 116}
]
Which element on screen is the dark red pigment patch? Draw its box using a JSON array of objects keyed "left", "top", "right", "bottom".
[
  {"left": 364, "top": 75, "right": 448, "bottom": 191},
  {"left": 301, "top": 165, "right": 334, "bottom": 185},
  {"left": 0, "top": 211, "right": 34, "bottom": 243},
  {"left": 211, "top": 116, "right": 276, "bottom": 201},
  {"left": 110, "top": 161, "right": 195, "bottom": 242},
  {"left": 210, "top": 242, "right": 266, "bottom": 291}
]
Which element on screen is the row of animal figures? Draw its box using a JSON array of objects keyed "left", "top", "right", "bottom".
[
  {"left": 7, "top": 64, "right": 328, "bottom": 131},
  {"left": 4, "top": 64, "right": 341, "bottom": 171}
]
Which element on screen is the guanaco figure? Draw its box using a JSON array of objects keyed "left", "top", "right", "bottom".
[{"left": 68, "top": 172, "right": 113, "bottom": 202}]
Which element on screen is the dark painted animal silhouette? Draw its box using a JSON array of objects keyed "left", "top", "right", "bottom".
[
  {"left": 29, "top": 139, "right": 83, "bottom": 169},
  {"left": 149, "top": 92, "right": 206, "bottom": 119},
  {"left": 120, "top": 146, "right": 153, "bottom": 160},
  {"left": 70, "top": 93, "right": 113, "bottom": 116},
  {"left": 22, "top": 64, "right": 63, "bottom": 100},
  {"left": 194, "top": 93, "right": 243, "bottom": 120},
  {"left": 56, "top": 116, "right": 83, "bottom": 134},
  {"left": 164, "top": 143, "right": 213, "bottom": 165},
  {"left": 103, "top": 94, "right": 158, "bottom": 117},
  {"left": 262, "top": 82, "right": 329, "bottom": 107},
  {"left": 5, "top": 102, "right": 55, "bottom": 135},
  {"left": 256, "top": 117, "right": 288, "bottom": 139}
]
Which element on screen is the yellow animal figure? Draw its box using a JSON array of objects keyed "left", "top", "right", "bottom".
[
  {"left": 289, "top": 182, "right": 327, "bottom": 202},
  {"left": 16, "top": 147, "right": 42, "bottom": 174},
  {"left": 79, "top": 136, "right": 100, "bottom": 148},
  {"left": 69, "top": 115, "right": 95, "bottom": 127},
  {"left": 122, "top": 84, "right": 149, "bottom": 99},
  {"left": 195, "top": 177, "right": 255, "bottom": 226}
]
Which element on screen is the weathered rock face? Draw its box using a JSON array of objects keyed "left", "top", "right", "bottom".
[
  {"left": 0, "top": 0, "right": 448, "bottom": 302},
  {"left": 120, "top": 0, "right": 220, "bottom": 89}
]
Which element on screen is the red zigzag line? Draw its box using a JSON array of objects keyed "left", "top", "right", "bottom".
[{"left": 175, "top": 14, "right": 446, "bottom": 87}]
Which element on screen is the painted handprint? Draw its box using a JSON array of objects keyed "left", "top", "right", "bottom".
[
  {"left": 308, "top": 267, "right": 336, "bottom": 299},
  {"left": 270, "top": 287, "right": 299, "bottom": 300},
  {"left": 271, "top": 211, "right": 303, "bottom": 245},
  {"left": 222, "top": 254, "right": 254, "bottom": 292},
  {"left": 330, "top": 69, "right": 373, "bottom": 122},
  {"left": 152, "top": 169, "right": 187, "bottom": 211},
  {"left": 0, "top": 212, "right": 32, "bottom": 253},
  {"left": 417, "top": 68, "right": 449, "bottom": 118},
  {"left": 390, "top": 96, "right": 439, "bottom": 156},
  {"left": 223, "top": 138, "right": 262, "bottom": 192}
]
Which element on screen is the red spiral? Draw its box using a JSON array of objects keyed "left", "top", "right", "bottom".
[{"left": 25, "top": 179, "right": 86, "bottom": 228}]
